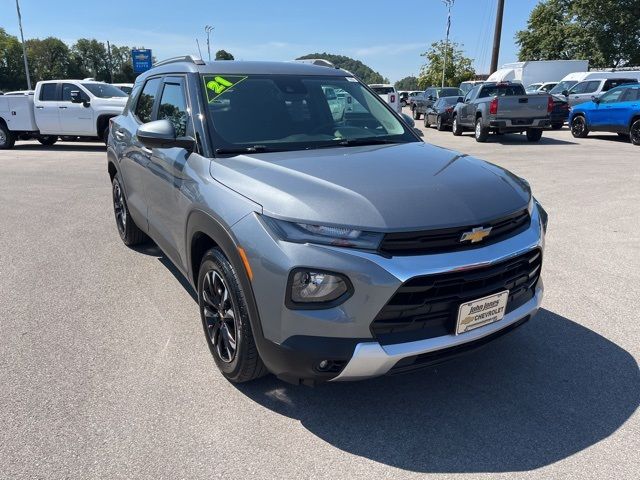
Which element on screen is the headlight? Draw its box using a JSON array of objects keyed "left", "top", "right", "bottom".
[
  {"left": 262, "top": 215, "right": 383, "bottom": 250},
  {"left": 286, "top": 269, "right": 353, "bottom": 309}
]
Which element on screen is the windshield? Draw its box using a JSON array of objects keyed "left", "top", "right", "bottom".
[
  {"left": 202, "top": 74, "right": 417, "bottom": 154},
  {"left": 549, "top": 81, "right": 578, "bottom": 94},
  {"left": 440, "top": 88, "right": 462, "bottom": 97},
  {"left": 81, "top": 83, "right": 128, "bottom": 98}
]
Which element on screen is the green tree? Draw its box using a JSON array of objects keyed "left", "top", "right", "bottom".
[
  {"left": 0, "top": 28, "right": 27, "bottom": 90},
  {"left": 71, "top": 38, "right": 109, "bottom": 80},
  {"left": 516, "top": 0, "right": 640, "bottom": 68},
  {"left": 296, "top": 53, "right": 387, "bottom": 84},
  {"left": 215, "top": 49, "right": 234, "bottom": 60},
  {"left": 417, "top": 41, "right": 475, "bottom": 89},
  {"left": 395, "top": 75, "right": 419, "bottom": 90},
  {"left": 26, "top": 37, "right": 71, "bottom": 82}
]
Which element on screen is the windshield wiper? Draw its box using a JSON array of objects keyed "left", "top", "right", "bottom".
[
  {"left": 215, "top": 145, "right": 272, "bottom": 156},
  {"left": 336, "top": 138, "right": 402, "bottom": 147}
]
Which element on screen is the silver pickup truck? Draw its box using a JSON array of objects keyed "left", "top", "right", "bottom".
[{"left": 452, "top": 82, "right": 552, "bottom": 142}]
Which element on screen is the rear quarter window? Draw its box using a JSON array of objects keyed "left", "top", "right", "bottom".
[{"left": 39, "top": 83, "right": 57, "bottom": 101}]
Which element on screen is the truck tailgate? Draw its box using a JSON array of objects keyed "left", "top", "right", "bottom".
[{"left": 496, "top": 95, "right": 549, "bottom": 120}]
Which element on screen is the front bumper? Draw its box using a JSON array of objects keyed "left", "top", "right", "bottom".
[
  {"left": 231, "top": 205, "right": 545, "bottom": 383},
  {"left": 332, "top": 281, "right": 542, "bottom": 380}
]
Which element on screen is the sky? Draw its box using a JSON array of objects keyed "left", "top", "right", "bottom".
[{"left": 4, "top": 0, "right": 540, "bottom": 82}]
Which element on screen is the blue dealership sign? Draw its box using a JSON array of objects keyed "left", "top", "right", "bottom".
[{"left": 132, "top": 49, "right": 152, "bottom": 73}]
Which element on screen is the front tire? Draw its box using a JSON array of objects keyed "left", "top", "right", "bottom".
[
  {"left": 526, "top": 129, "right": 543, "bottom": 142},
  {"left": 37, "top": 135, "right": 58, "bottom": 146},
  {"left": 474, "top": 118, "right": 489, "bottom": 142},
  {"left": 423, "top": 115, "right": 430, "bottom": 128},
  {"left": 551, "top": 123, "right": 563, "bottom": 130},
  {"left": 631, "top": 119, "right": 640, "bottom": 146},
  {"left": 412, "top": 107, "right": 421, "bottom": 120},
  {"left": 112, "top": 173, "right": 147, "bottom": 246},
  {"left": 571, "top": 115, "right": 589, "bottom": 138},
  {"left": 452, "top": 116, "right": 463, "bottom": 136},
  {"left": 0, "top": 123, "right": 15, "bottom": 150},
  {"left": 198, "top": 248, "right": 267, "bottom": 383},
  {"left": 436, "top": 115, "right": 446, "bottom": 131}
]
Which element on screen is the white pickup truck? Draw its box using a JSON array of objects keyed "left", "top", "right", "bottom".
[
  {"left": 0, "top": 80, "right": 128, "bottom": 149},
  {"left": 368, "top": 84, "right": 401, "bottom": 113}
]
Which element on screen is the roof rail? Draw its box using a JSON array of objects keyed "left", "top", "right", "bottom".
[
  {"left": 293, "top": 59, "right": 337, "bottom": 68},
  {"left": 153, "top": 55, "right": 206, "bottom": 67}
]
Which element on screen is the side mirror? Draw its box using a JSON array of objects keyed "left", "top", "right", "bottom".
[
  {"left": 401, "top": 112, "right": 415, "bottom": 128},
  {"left": 562, "top": 90, "right": 569, "bottom": 97},
  {"left": 136, "top": 119, "right": 195, "bottom": 150},
  {"left": 428, "top": 95, "right": 434, "bottom": 101},
  {"left": 457, "top": 96, "right": 464, "bottom": 103},
  {"left": 592, "top": 96, "right": 600, "bottom": 104}
]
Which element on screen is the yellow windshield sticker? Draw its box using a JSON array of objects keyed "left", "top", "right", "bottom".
[{"left": 203, "top": 75, "right": 248, "bottom": 102}]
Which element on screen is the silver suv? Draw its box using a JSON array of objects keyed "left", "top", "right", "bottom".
[{"left": 107, "top": 56, "right": 547, "bottom": 384}]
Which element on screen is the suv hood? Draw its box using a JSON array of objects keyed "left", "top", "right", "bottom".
[{"left": 211, "top": 142, "right": 531, "bottom": 231}]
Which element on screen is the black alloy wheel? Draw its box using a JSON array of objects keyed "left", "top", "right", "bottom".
[{"left": 202, "top": 269, "right": 238, "bottom": 364}]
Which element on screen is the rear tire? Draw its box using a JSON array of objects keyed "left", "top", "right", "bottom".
[
  {"left": 198, "top": 248, "right": 268, "bottom": 383},
  {"left": 436, "top": 115, "right": 446, "bottom": 131},
  {"left": 551, "top": 123, "right": 563, "bottom": 130},
  {"left": 526, "top": 129, "right": 543, "bottom": 142},
  {"left": 0, "top": 123, "right": 15, "bottom": 150},
  {"left": 412, "top": 107, "right": 421, "bottom": 120},
  {"left": 474, "top": 118, "right": 489, "bottom": 142},
  {"left": 570, "top": 115, "right": 589, "bottom": 138},
  {"left": 37, "top": 135, "right": 58, "bottom": 146},
  {"left": 630, "top": 119, "right": 640, "bottom": 146},
  {"left": 102, "top": 126, "right": 110, "bottom": 145},
  {"left": 452, "top": 116, "right": 463, "bottom": 136},
  {"left": 423, "top": 115, "right": 430, "bottom": 128},
  {"left": 112, "top": 172, "right": 147, "bottom": 246}
]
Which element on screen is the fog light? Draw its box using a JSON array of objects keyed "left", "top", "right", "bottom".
[
  {"left": 287, "top": 269, "right": 352, "bottom": 308},
  {"left": 318, "top": 360, "right": 330, "bottom": 370}
]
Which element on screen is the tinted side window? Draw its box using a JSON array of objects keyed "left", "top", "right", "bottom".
[
  {"left": 582, "top": 81, "right": 600, "bottom": 94},
  {"left": 599, "top": 88, "right": 625, "bottom": 104},
  {"left": 135, "top": 77, "right": 161, "bottom": 123},
  {"left": 158, "top": 82, "right": 188, "bottom": 137},
  {"left": 39, "top": 83, "right": 57, "bottom": 101},
  {"left": 61, "top": 83, "right": 87, "bottom": 102},
  {"left": 622, "top": 88, "right": 640, "bottom": 102},
  {"left": 603, "top": 79, "right": 637, "bottom": 91}
]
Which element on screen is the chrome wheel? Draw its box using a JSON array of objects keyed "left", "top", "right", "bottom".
[
  {"left": 0, "top": 129, "right": 6, "bottom": 146},
  {"left": 202, "top": 270, "right": 238, "bottom": 363},
  {"left": 112, "top": 180, "right": 126, "bottom": 235},
  {"left": 475, "top": 120, "right": 481, "bottom": 138}
]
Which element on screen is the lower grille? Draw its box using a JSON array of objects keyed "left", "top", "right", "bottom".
[{"left": 371, "top": 249, "right": 542, "bottom": 345}]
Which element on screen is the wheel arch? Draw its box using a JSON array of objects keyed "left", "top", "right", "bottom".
[
  {"left": 96, "top": 113, "right": 117, "bottom": 137},
  {"left": 630, "top": 114, "right": 640, "bottom": 129},
  {"left": 186, "top": 208, "right": 267, "bottom": 350}
]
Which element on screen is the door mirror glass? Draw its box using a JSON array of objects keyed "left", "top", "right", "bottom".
[
  {"left": 137, "top": 119, "right": 195, "bottom": 150},
  {"left": 70, "top": 91, "right": 83, "bottom": 103}
]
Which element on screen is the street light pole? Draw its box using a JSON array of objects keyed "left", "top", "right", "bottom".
[
  {"left": 490, "top": 0, "right": 506, "bottom": 74},
  {"left": 441, "top": 0, "right": 454, "bottom": 88},
  {"left": 205, "top": 25, "right": 214, "bottom": 61},
  {"left": 15, "top": 0, "right": 32, "bottom": 90}
]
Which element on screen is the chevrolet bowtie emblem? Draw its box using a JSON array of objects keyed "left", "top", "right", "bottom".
[{"left": 460, "top": 226, "right": 492, "bottom": 243}]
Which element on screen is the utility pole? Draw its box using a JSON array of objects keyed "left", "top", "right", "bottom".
[
  {"left": 15, "top": 0, "right": 32, "bottom": 90},
  {"left": 441, "top": 0, "right": 454, "bottom": 88},
  {"left": 489, "top": 0, "right": 505, "bottom": 74},
  {"left": 205, "top": 25, "right": 214, "bottom": 61},
  {"left": 106, "top": 40, "right": 113, "bottom": 83}
]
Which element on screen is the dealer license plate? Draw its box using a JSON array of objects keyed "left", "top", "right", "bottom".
[{"left": 456, "top": 291, "right": 509, "bottom": 335}]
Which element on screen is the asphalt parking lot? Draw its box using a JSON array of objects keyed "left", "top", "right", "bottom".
[{"left": 1, "top": 125, "right": 638, "bottom": 479}]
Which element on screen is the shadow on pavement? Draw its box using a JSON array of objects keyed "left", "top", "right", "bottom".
[
  {"left": 456, "top": 133, "right": 577, "bottom": 145},
  {"left": 236, "top": 309, "right": 639, "bottom": 473},
  {"left": 11, "top": 143, "right": 106, "bottom": 152}
]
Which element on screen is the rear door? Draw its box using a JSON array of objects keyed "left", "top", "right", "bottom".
[
  {"left": 33, "top": 82, "right": 61, "bottom": 134},
  {"left": 590, "top": 87, "right": 626, "bottom": 128},
  {"left": 59, "top": 83, "right": 94, "bottom": 135}
]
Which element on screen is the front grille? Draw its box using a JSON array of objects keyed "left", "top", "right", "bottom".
[
  {"left": 371, "top": 249, "right": 542, "bottom": 345},
  {"left": 379, "top": 209, "right": 530, "bottom": 256}
]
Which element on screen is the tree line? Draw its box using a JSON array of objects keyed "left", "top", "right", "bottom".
[
  {"left": 296, "top": 53, "right": 388, "bottom": 84},
  {"left": 0, "top": 29, "right": 141, "bottom": 90}
]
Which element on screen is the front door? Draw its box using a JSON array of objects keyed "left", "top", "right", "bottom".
[
  {"left": 145, "top": 77, "right": 193, "bottom": 268},
  {"left": 59, "top": 83, "right": 94, "bottom": 135}
]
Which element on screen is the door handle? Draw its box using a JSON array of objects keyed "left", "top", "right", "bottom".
[
  {"left": 59, "top": 106, "right": 67, "bottom": 109},
  {"left": 114, "top": 130, "right": 125, "bottom": 140},
  {"left": 36, "top": 106, "right": 44, "bottom": 109}
]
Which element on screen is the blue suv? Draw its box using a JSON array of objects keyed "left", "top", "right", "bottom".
[{"left": 569, "top": 84, "right": 640, "bottom": 145}]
